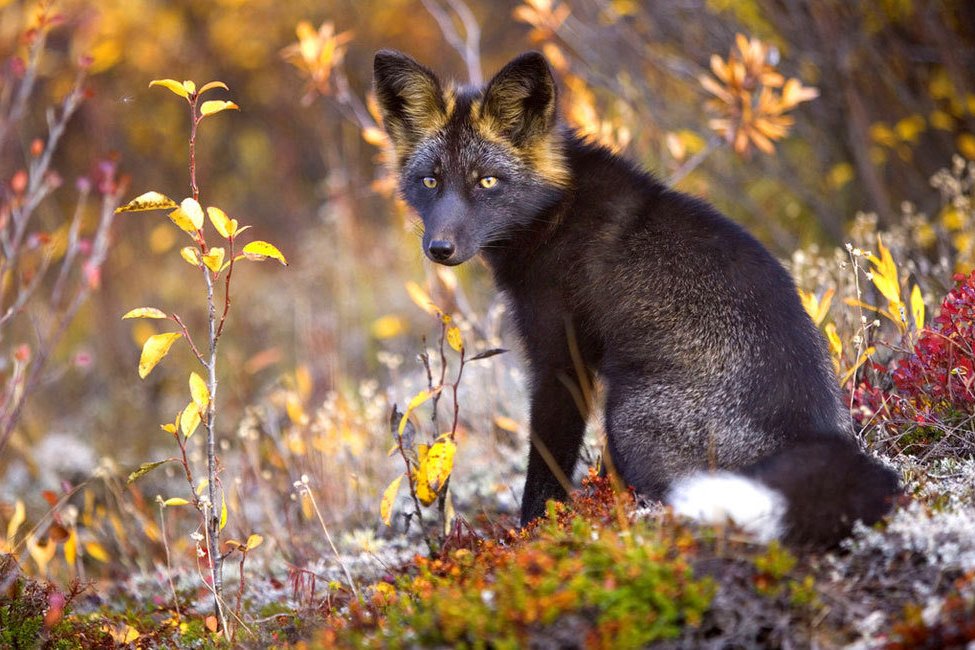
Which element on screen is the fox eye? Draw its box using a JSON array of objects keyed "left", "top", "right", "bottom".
[
  {"left": 422, "top": 177, "right": 438, "bottom": 189},
  {"left": 479, "top": 176, "right": 498, "bottom": 189}
]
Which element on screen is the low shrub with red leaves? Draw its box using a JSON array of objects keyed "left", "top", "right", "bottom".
[{"left": 855, "top": 270, "right": 975, "bottom": 457}]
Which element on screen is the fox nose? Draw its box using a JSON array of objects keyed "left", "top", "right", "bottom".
[{"left": 427, "top": 240, "right": 455, "bottom": 262}]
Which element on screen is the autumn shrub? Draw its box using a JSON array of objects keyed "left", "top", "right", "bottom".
[
  {"left": 316, "top": 473, "right": 715, "bottom": 649},
  {"left": 854, "top": 269, "right": 975, "bottom": 457},
  {"left": 0, "top": 555, "right": 111, "bottom": 649},
  {"left": 885, "top": 572, "right": 975, "bottom": 649}
]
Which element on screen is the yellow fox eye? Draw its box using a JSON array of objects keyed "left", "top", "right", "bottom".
[
  {"left": 422, "top": 177, "right": 438, "bottom": 189},
  {"left": 479, "top": 176, "right": 498, "bottom": 189}
]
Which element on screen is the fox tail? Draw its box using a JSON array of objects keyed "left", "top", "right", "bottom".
[{"left": 667, "top": 436, "right": 901, "bottom": 547}]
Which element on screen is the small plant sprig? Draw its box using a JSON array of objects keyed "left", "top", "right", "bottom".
[
  {"left": 117, "top": 78, "right": 287, "bottom": 636},
  {"left": 381, "top": 282, "right": 505, "bottom": 551}
]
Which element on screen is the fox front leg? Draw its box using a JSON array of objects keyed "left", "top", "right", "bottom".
[{"left": 519, "top": 372, "right": 589, "bottom": 526}]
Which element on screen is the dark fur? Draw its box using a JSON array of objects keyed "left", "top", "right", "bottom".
[{"left": 374, "top": 50, "right": 901, "bottom": 546}]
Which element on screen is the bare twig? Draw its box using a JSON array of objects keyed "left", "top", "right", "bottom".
[{"left": 421, "top": 0, "right": 482, "bottom": 85}]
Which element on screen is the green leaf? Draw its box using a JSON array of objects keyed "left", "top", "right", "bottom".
[
  {"left": 127, "top": 459, "right": 175, "bottom": 484},
  {"left": 162, "top": 497, "right": 189, "bottom": 507},
  {"left": 468, "top": 348, "right": 508, "bottom": 361}
]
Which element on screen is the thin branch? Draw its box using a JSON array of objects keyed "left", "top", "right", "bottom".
[
  {"left": 421, "top": 0, "right": 482, "bottom": 85},
  {"left": 667, "top": 134, "right": 722, "bottom": 186}
]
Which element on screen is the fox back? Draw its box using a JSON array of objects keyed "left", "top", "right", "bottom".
[{"left": 374, "top": 50, "right": 900, "bottom": 547}]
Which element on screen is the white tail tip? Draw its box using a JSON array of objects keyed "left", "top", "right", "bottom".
[{"left": 667, "top": 471, "right": 787, "bottom": 543}]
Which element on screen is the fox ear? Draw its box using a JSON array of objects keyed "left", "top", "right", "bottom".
[
  {"left": 480, "top": 52, "right": 557, "bottom": 146},
  {"left": 374, "top": 50, "right": 447, "bottom": 155}
]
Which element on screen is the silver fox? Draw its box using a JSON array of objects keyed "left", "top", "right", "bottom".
[{"left": 374, "top": 49, "right": 901, "bottom": 546}]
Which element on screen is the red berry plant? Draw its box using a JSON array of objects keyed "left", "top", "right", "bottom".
[{"left": 855, "top": 270, "right": 975, "bottom": 458}]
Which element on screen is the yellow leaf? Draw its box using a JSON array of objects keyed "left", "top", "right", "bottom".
[
  {"left": 493, "top": 415, "right": 520, "bottom": 433},
  {"left": 911, "top": 284, "right": 925, "bottom": 330},
  {"left": 894, "top": 114, "right": 925, "bottom": 144},
  {"left": 207, "top": 206, "right": 233, "bottom": 238},
  {"left": 160, "top": 422, "right": 177, "bottom": 434},
  {"left": 139, "top": 332, "right": 182, "bottom": 379},
  {"left": 371, "top": 314, "right": 405, "bottom": 340},
  {"left": 115, "top": 191, "right": 179, "bottom": 214},
  {"left": 196, "top": 478, "right": 209, "bottom": 495},
  {"left": 189, "top": 372, "right": 210, "bottom": 412},
  {"left": 149, "top": 79, "right": 189, "bottom": 98},
  {"left": 6, "top": 499, "right": 25, "bottom": 546},
  {"left": 827, "top": 162, "right": 855, "bottom": 190},
  {"left": 381, "top": 474, "right": 403, "bottom": 526},
  {"left": 446, "top": 325, "right": 463, "bottom": 352},
  {"left": 163, "top": 497, "right": 189, "bottom": 506},
  {"left": 930, "top": 109, "right": 954, "bottom": 131},
  {"left": 198, "top": 80, "right": 230, "bottom": 95},
  {"left": 405, "top": 281, "right": 438, "bottom": 315},
  {"left": 295, "top": 365, "right": 313, "bottom": 401},
  {"left": 63, "top": 527, "right": 77, "bottom": 567},
  {"left": 180, "top": 198, "right": 205, "bottom": 230},
  {"left": 180, "top": 246, "right": 201, "bottom": 266},
  {"left": 866, "top": 237, "right": 902, "bottom": 305},
  {"left": 424, "top": 439, "right": 456, "bottom": 492},
  {"left": 285, "top": 394, "right": 307, "bottom": 425},
  {"left": 169, "top": 208, "right": 198, "bottom": 234},
  {"left": 202, "top": 247, "right": 225, "bottom": 273},
  {"left": 824, "top": 323, "right": 842, "bottom": 359},
  {"left": 219, "top": 494, "right": 228, "bottom": 530},
  {"left": 957, "top": 133, "right": 975, "bottom": 162},
  {"left": 85, "top": 541, "right": 109, "bottom": 562},
  {"left": 104, "top": 624, "right": 140, "bottom": 644},
  {"left": 840, "top": 346, "right": 876, "bottom": 386},
  {"left": 245, "top": 534, "right": 263, "bottom": 550},
  {"left": 182, "top": 80, "right": 196, "bottom": 95},
  {"left": 413, "top": 466, "right": 437, "bottom": 506},
  {"left": 362, "top": 126, "right": 387, "bottom": 146},
  {"left": 798, "top": 288, "right": 834, "bottom": 327},
  {"left": 122, "top": 307, "right": 168, "bottom": 320},
  {"left": 398, "top": 388, "right": 440, "bottom": 437},
  {"left": 181, "top": 403, "right": 201, "bottom": 439},
  {"left": 200, "top": 100, "right": 239, "bottom": 116},
  {"left": 241, "top": 240, "right": 288, "bottom": 265},
  {"left": 26, "top": 534, "right": 56, "bottom": 574}
]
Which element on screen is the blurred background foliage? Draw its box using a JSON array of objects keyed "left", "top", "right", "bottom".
[{"left": 1, "top": 0, "right": 974, "bottom": 580}]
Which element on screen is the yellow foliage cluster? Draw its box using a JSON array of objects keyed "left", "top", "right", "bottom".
[{"left": 700, "top": 34, "right": 818, "bottom": 155}]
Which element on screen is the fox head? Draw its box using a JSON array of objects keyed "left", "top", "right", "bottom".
[{"left": 374, "top": 50, "right": 569, "bottom": 266}]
